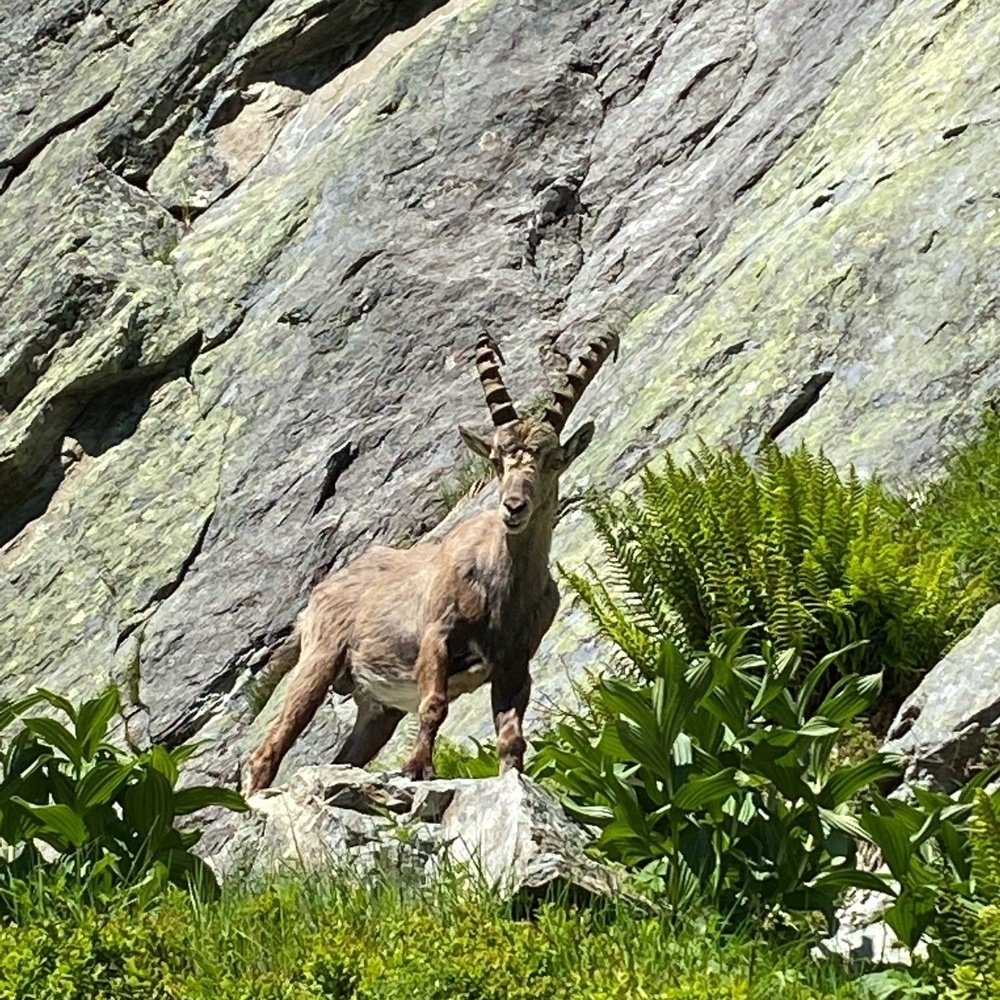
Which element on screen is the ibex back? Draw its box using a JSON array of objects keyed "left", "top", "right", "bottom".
[{"left": 247, "top": 330, "right": 618, "bottom": 792}]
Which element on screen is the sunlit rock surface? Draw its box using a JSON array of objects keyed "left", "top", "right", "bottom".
[
  {"left": 212, "top": 765, "right": 623, "bottom": 901},
  {"left": 2, "top": 0, "right": 999, "bottom": 787}
]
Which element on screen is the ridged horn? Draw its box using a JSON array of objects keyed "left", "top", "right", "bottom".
[
  {"left": 544, "top": 330, "right": 620, "bottom": 433},
  {"left": 474, "top": 332, "right": 518, "bottom": 426}
]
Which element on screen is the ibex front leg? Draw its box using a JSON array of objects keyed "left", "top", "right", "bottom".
[
  {"left": 402, "top": 622, "right": 449, "bottom": 780},
  {"left": 492, "top": 671, "right": 531, "bottom": 773}
]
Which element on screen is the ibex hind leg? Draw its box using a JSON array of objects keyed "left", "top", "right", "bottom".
[
  {"left": 334, "top": 698, "right": 405, "bottom": 768},
  {"left": 247, "top": 647, "right": 340, "bottom": 793}
]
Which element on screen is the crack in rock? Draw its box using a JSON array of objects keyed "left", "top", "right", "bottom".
[
  {"left": 760, "top": 371, "right": 836, "bottom": 447},
  {"left": 0, "top": 332, "right": 203, "bottom": 545},
  {"left": 0, "top": 88, "right": 117, "bottom": 196},
  {"left": 96, "top": 0, "right": 275, "bottom": 187},
  {"left": 312, "top": 441, "right": 360, "bottom": 516}
]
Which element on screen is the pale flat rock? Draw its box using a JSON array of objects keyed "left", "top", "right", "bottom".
[
  {"left": 817, "top": 888, "right": 925, "bottom": 966},
  {"left": 209, "top": 765, "right": 623, "bottom": 900}
]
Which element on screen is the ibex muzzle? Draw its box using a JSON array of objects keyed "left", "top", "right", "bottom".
[{"left": 247, "top": 327, "right": 619, "bottom": 792}]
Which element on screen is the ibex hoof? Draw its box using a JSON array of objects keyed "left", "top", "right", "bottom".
[
  {"left": 246, "top": 754, "right": 276, "bottom": 795},
  {"left": 499, "top": 755, "right": 525, "bottom": 774},
  {"left": 402, "top": 758, "right": 436, "bottom": 781}
]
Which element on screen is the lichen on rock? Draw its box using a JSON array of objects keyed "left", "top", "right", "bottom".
[{"left": 1, "top": 0, "right": 998, "bottom": 788}]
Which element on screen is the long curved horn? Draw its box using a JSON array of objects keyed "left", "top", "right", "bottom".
[
  {"left": 544, "top": 330, "right": 620, "bottom": 433},
  {"left": 474, "top": 332, "right": 519, "bottom": 426}
]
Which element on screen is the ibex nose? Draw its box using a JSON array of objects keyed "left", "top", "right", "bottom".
[{"left": 504, "top": 497, "right": 528, "bottom": 518}]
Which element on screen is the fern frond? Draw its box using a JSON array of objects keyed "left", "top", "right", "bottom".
[
  {"left": 566, "top": 435, "right": 982, "bottom": 714},
  {"left": 971, "top": 789, "right": 1000, "bottom": 904}
]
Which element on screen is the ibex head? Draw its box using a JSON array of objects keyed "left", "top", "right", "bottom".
[{"left": 458, "top": 330, "right": 619, "bottom": 534}]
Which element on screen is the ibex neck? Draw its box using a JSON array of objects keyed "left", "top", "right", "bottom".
[{"left": 505, "top": 492, "right": 557, "bottom": 568}]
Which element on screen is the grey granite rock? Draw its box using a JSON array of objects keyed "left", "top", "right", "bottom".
[
  {"left": 883, "top": 604, "right": 1000, "bottom": 789},
  {"left": 2, "top": 0, "right": 1000, "bottom": 792},
  {"left": 210, "top": 764, "right": 623, "bottom": 901}
]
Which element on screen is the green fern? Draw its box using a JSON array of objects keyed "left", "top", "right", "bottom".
[
  {"left": 970, "top": 789, "right": 1000, "bottom": 904},
  {"left": 571, "top": 441, "right": 984, "bottom": 707},
  {"left": 917, "top": 409, "right": 1000, "bottom": 593},
  {"left": 938, "top": 790, "right": 1000, "bottom": 996}
]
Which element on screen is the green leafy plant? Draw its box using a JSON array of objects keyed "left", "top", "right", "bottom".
[
  {"left": 568, "top": 442, "right": 984, "bottom": 706},
  {"left": 916, "top": 408, "right": 1000, "bottom": 595},
  {"left": 0, "top": 686, "right": 247, "bottom": 904},
  {"left": 529, "top": 630, "right": 896, "bottom": 924},
  {"left": 943, "top": 900, "right": 1000, "bottom": 999},
  {"left": 856, "top": 967, "right": 938, "bottom": 999},
  {"left": 856, "top": 778, "right": 1000, "bottom": 957},
  {"left": 432, "top": 738, "right": 500, "bottom": 779},
  {"left": 808, "top": 778, "right": 1000, "bottom": 999},
  {"left": 969, "top": 788, "right": 1000, "bottom": 903},
  {"left": 912, "top": 789, "right": 1000, "bottom": 997},
  {"left": 0, "top": 867, "right": 879, "bottom": 1000}
]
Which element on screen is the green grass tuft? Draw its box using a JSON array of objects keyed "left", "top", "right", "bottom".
[
  {"left": 0, "top": 868, "right": 876, "bottom": 999},
  {"left": 438, "top": 455, "right": 496, "bottom": 514},
  {"left": 432, "top": 737, "right": 500, "bottom": 779}
]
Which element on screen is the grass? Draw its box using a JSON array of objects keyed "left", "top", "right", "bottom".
[{"left": 0, "top": 867, "right": 881, "bottom": 1000}]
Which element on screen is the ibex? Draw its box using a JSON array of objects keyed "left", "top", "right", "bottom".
[{"left": 247, "top": 330, "right": 618, "bottom": 792}]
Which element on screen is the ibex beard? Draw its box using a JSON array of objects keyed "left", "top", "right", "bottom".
[{"left": 246, "top": 330, "right": 618, "bottom": 793}]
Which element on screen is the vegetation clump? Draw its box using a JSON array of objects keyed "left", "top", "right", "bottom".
[
  {"left": 531, "top": 633, "right": 896, "bottom": 922},
  {"left": 0, "top": 872, "right": 875, "bottom": 999},
  {"left": 567, "top": 441, "right": 991, "bottom": 707},
  {"left": 916, "top": 408, "right": 1000, "bottom": 594},
  {"left": 0, "top": 686, "right": 246, "bottom": 909}
]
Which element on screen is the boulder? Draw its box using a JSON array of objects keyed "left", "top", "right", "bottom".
[
  {"left": 209, "top": 765, "right": 624, "bottom": 902},
  {"left": 883, "top": 604, "right": 1000, "bottom": 789},
  {"left": 818, "top": 888, "right": 919, "bottom": 967}
]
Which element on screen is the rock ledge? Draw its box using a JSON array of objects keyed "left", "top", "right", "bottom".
[{"left": 210, "top": 765, "right": 623, "bottom": 901}]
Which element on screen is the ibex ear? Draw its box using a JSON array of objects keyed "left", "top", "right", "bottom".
[
  {"left": 458, "top": 425, "right": 493, "bottom": 459},
  {"left": 559, "top": 421, "right": 595, "bottom": 469}
]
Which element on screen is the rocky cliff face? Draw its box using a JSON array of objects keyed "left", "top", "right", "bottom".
[{"left": 2, "top": 0, "right": 998, "bottom": 786}]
